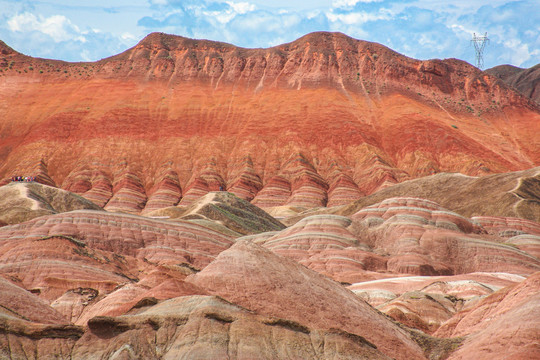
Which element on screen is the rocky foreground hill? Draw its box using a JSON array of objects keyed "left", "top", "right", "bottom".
[{"left": 0, "top": 32, "right": 539, "bottom": 359}]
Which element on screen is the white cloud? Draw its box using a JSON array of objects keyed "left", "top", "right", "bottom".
[
  {"left": 0, "top": 0, "right": 537, "bottom": 68},
  {"left": 327, "top": 11, "right": 389, "bottom": 25},
  {"left": 332, "top": 0, "right": 382, "bottom": 9},
  {"left": 7, "top": 12, "right": 85, "bottom": 43},
  {"left": 80, "top": 49, "right": 92, "bottom": 61},
  {"left": 502, "top": 38, "right": 532, "bottom": 66},
  {"left": 121, "top": 32, "right": 137, "bottom": 41},
  {"left": 202, "top": 2, "right": 256, "bottom": 25},
  {"left": 227, "top": 1, "right": 255, "bottom": 14},
  {"left": 450, "top": 24, "right": 475, "bottom": 37}
]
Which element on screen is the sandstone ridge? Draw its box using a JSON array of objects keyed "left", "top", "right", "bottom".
[{"left": 1, "top": 32, "right": 539, "bottom": 212}]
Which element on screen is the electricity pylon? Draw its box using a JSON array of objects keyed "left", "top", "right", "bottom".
[{"left": 471, "top": 32, "right": 489, "bottom": 69}]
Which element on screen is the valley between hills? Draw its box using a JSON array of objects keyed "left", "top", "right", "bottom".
[{"left": 0, "top": 31, "right": 539, "bottom": 359}]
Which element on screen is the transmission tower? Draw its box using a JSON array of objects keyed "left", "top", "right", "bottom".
[{"left": 471, "top": 32, "right": 489, "bottom": 69}]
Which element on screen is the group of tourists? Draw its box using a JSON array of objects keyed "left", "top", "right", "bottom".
[{"left": 11, "top": 176, "right": 35, "bottom": 182}]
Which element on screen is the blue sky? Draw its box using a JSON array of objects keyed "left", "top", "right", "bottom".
[{"left": 1, "top": 0, "right": 538, "bottom": 69}]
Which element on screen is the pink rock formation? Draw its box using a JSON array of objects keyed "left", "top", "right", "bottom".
[
  {"left": 351, "top": 197, "right": 540, "bottom": 276},
  {"left": 348, "top": 272, "right": 525, "bottom": 305},
  {"left": 178, "top": 176, "right": 210, "bottom": 206},
  {"left": 0, "top": 235, "right": 139, "bottom": 301},
  {"left": 226, "top": 156, "right": 263, "bottom": 201},
  {"left": 378, "top": 291, "right": 459, "bottom": 334},
  {"left": 186, "top": 239, "right": 427, "bottom": 360},
  {"left": 284, "top": 155, "right": 329, "bottom": 208},
  {"left": 255, "top": 214, "right": 387, "bottom": 283},
  {"left": 79, "top": 169, "right": 114, "bottom": 208},
  {"left": 327, "top": 171, "right": 364, "bottom": 207},
  {"left": 437, "top": 272, "right": 540, "bottom": 360},
  {"left": 473, "top": 216, "right": 540, "bottom": 258},
  {"left": 348, "top": 272, "right": 529, "bottom": 335},
  {"left": 251, "top": 175, "right": 291, "bottom": 208},
  {"left": 142, "top": 169, "right": 182, "bottom": 214},
  {"left": 0, "top": 276, "right": 68, "bottom": 324},
  {"left": 72, "top": 267, "right": 207, "bottom": 326},
  {"left": 0, "top": 210, "right": 234, "bottom": 270},
  {"left": 104, "top": 167, "right": 148, "bottom": 214},
  {"left": 72, "top": 295, "right": 392, "bottom": 359}
]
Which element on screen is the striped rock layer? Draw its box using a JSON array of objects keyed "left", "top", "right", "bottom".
[{"left": 1, "top": 32, "right": 539, "bottom": 217}]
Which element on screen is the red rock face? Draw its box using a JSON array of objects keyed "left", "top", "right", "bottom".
[
  {"left": 251, "top": 175, "right": 291, "bottom": 207},
  {"left": 253, "top": 197, "right": 539, "bottom": 284},
  {"left": 104, "top": 167, "right": 148, "bottom": 214},
  {"left": 486, "top": 64, "right": 540, "bottom": 104},
  {"left": 0, "top": 32, "right": 539, "bottom": 213},
  {"left": 142, "top": 168, "right": 182, "bottom": 214}
]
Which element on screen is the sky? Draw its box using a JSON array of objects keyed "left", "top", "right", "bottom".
[{"left": 0, "top": 0, "right": 538, "bottom": 69}]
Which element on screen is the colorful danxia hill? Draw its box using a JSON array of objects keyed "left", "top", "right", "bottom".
[{"left": 0, "top": 32, "right": 539, "bottom": 359}]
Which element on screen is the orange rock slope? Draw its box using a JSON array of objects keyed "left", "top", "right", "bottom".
[{"left": 1, "top": 32, "right": 539, "bottom": 214}]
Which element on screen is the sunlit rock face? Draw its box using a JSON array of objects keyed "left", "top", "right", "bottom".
[{"left": 142, "top": 169, "right": 182, "bottom": 214}]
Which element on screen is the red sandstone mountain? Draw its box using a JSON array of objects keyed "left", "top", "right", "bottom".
[
  {"left": 1, "top": 32, "right": 539, "bottom": 215},
  {"left": 486, "top": 63, "right": 540, "bottom": 104},
  {"left": 1, "top": 31, "right": 540, "bottom": 359}
]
